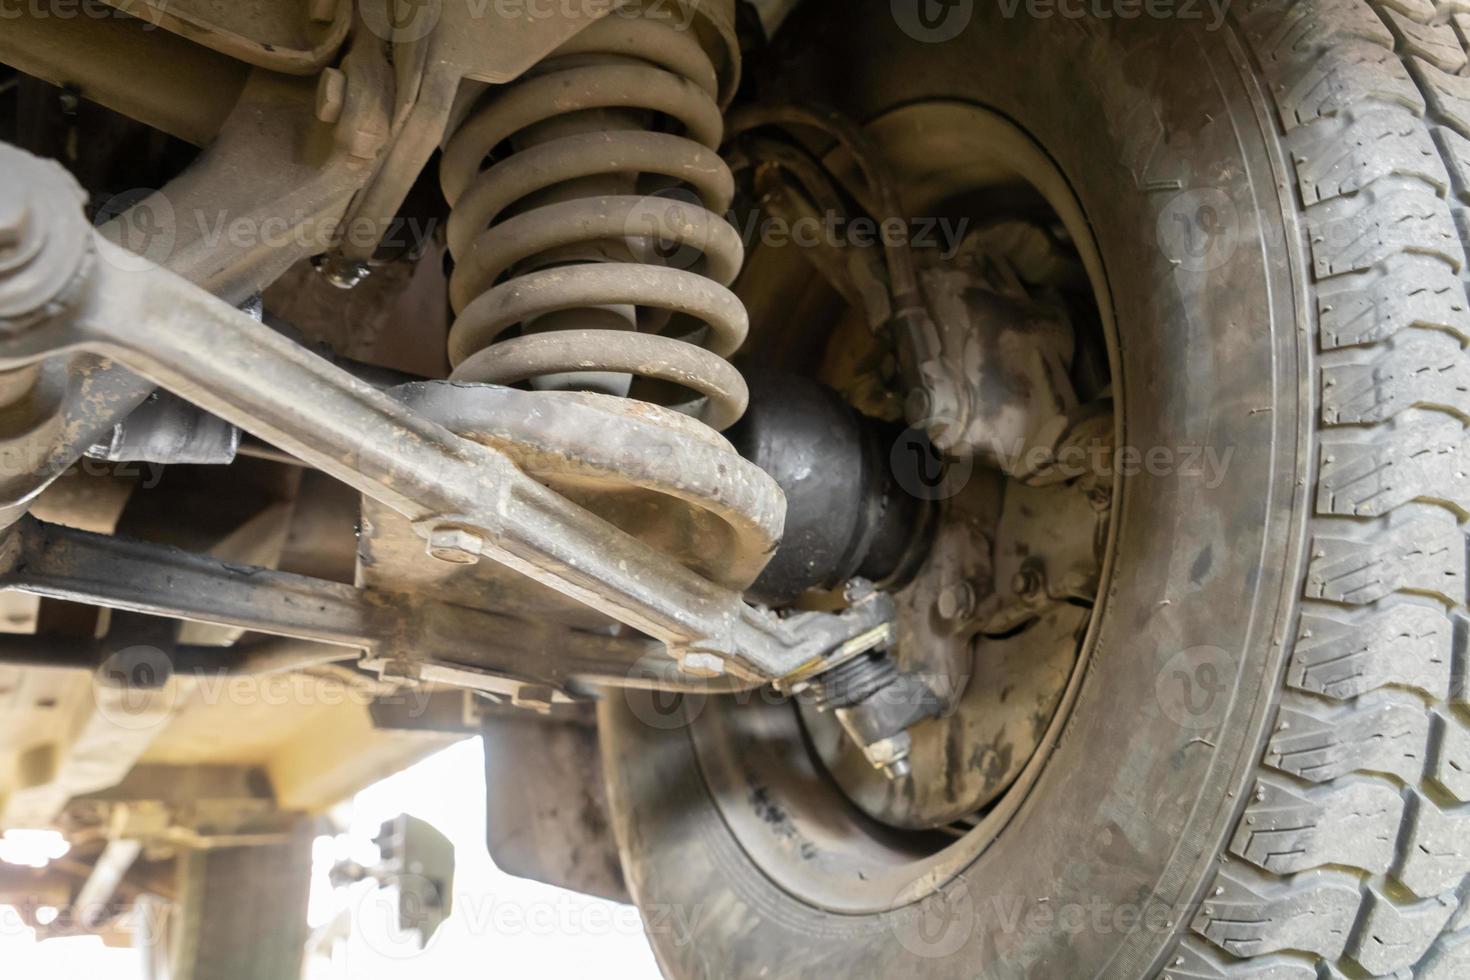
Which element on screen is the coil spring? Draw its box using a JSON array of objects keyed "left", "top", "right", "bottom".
[{"left": 438, "top": 11, "right": 748, "bottom": 430}]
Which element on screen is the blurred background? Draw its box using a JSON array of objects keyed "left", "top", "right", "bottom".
[{"left": 0, "top": 737, "right": 662, "bottom": 979}]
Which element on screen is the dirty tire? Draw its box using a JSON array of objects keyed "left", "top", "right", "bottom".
[
  {"left": 146, "top": 825, "right": 314, "bottom": 980},
  {"left": 600, "top": 1, "right": 1470, "bottom": 978}
]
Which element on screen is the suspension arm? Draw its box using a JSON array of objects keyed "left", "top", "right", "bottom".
[
  {"left": 0, "top": 515, "right": 710, "bottom": 697},
  {"left": 0, "top": 145, "right": 889, "bottom": 682}
]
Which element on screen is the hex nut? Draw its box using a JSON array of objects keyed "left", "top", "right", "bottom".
[
  {"left": 861, "top": 732, "right": 913, "bottom": 776},
  {"left": 935, "top": 580, "right": 977, "bottom": 622},
  {"left": 1011, "top": 564, "right": 1044, "bottom": 598},
  {"left": 426, "top": 526, "right": 482, "bottom": 565},
  {"left": 0, "top": 147, "right": 93, "bottom": 323}
]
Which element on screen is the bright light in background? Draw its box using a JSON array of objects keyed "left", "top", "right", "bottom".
[
  {"left": 0, "top": 738, "right": 661, "bottom": 979},
  {"left": 306, "top": 737, "right": 661, "bottom": 980},
  {"left": 0, "top": 829, "right": 70, "bottom": 868}
]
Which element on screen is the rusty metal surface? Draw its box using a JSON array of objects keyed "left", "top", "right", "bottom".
[
  {"left": 917, "top": 249, "right": 1080, "bottom": 466},
  {"left": 97, "top": 0, "right": 351, "bottom": 75},
  {"left": 801, "top": 365, "right": 1107, "bottom": 827},
  {"left": 0, "top": 516, "right": 683, "bottom": 699},
  {"left": 482, "top": 713, "right": 630, "bottom": 903},
  {"left": 0, "top": 39, "right": 393, "bottom": 529},
  {"left": 332, "top": 0, "right": 738, "bottom": 266},
  {"left": 96, "top": 59, "right": 392, "bottom": 305},
  {"left": 0, "top": 145, "right": 900, "bottom": 684},
  {"left": 0, "top": 4, "right": 249, "bottom": 146},
  {"left": 391, "top": 383, "right": 782, "bottom": 589},
  {"left": 358, "top": 381, "right": 784, "bottom": 636},
  {"left": 438, "top": 10, "right": 747, "bottom": 425}
]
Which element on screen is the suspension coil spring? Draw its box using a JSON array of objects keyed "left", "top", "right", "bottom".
[{"left": 438, "top": 9, "right": 749, "bottom": 430}]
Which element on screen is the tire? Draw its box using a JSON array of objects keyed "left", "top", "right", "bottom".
[
  {"left": 145, "top": 827, "right": 314, "bottom": 980},
  {"left": 600, "top": 1, "right": 1470, "bottom": 977}
]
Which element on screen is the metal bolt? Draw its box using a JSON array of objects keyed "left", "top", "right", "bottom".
[
  {"left": 426, "top": 526, "right": 482, "bottom": 565},
  {"left": 935, "top": 580, "right": 977, "bottom": 622},
  {"left": 904, "top": 386, "right": 934, "bottom": 426},
  {"left": 882, "top": 757, "right": 912, "bottom": 781},
  {"left": 317, "top": 254, "right": 371, "bottom": 290},
  {"left": 862, "top": 732, "right": 913, "bottom": 780},
  {"left": 843, "top": 578, "right": 877, "bottom": 606},
  {"left": 315, "top": 67, "right": 347, "bottom": 125},
  {"left": 1012, "top": 563, "right": 1044, "bottom": 598}
]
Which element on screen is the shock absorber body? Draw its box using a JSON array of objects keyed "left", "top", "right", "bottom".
[{"left": 439, "top": 6, "right": 748, "bottom": 430}]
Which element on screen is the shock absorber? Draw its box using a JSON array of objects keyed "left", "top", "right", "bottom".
[{"left": 438, "top": 8, "right": 749, "bottom": 430}]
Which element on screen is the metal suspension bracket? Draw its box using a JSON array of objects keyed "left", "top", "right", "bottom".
[
  {"left": 0, "top": 143, "right": 891, "bottom": 687},
  {"left": 322, "top": 0, "right": 742, "bottom": 283}
]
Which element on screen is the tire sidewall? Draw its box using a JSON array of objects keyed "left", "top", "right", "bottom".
[{"left": 602, "top": 5, "right": 1312, "bottom": 977}]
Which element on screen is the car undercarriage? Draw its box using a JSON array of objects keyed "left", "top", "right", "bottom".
[{"left": 1, "top": 1, "right": 1468, "bottom": 977}]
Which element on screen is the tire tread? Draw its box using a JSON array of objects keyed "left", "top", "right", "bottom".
[{"left": 1178, "top": 0, "right": 1470, "bottom": 975}]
